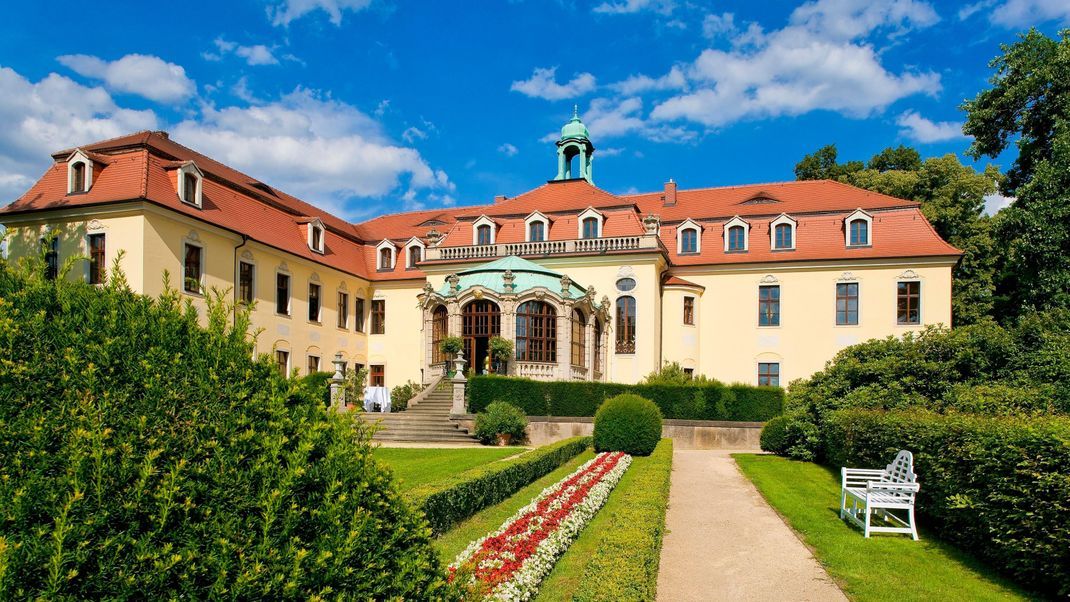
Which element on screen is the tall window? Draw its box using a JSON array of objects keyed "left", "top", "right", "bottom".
[
  {"left": 183, "top": 174, "right": 199, "bottom": 205},
  {"left": 408, "top": 246, "right": 421, "bottom": 268},
  {"left": 276, "top": 350, "right": 289, "bottom": 376},
  {"left": 774, "top": 224, "right": 793, "bottom": 249},
  {"left": 370, "top": 364, "right": 385, "bottom": 387},
  {"left": 379, "top": 247, "right": 392, "bottom": 270},
  {"left": 276, "top": 273, "right": 290, "bottom": 315},
  {"left": 516, "top": 301, "right": 557, "bottom": 362},
  {"left": 307, "top": 355, "right": 320, "bottom": 374},
  {"left": 758, "top": 285, "right": 780, "bottom": 326},
  {"left": 183, "top": 243, "right": 202, "bottom": 294},
  {"left": 727, "top": 225, "right": 746, "bottom": 251},
  {"left": 431, "top": 306, "right": 448, "bottom": 364},
  {"left": 371, "top": 299, "right": 385, "bottom": 334},
  {"left": 571, "top": 309, "right": 586, "bottom": 367},
  {"left": 897, "top": 281, "right": 921, "bottom": 325},
  {"left": 836, "top": 283, "right": 859, "bottom": 325},
  {"left": 308, "top": 283, "right": 321, "bottom": 322},
  {"left": 44, "top": 237, "right": 59, "bottom": 280},
  {"left": 616, "top": 296, "right": 636, "bottom": 354},
  {"left": 680, "top": 228, "right": 698, "bottom": 254},
  {"left": 593, "top": 319, "right": 603, "bottom": 373},
  {"left": 337, "top": 291, "right": 349, "bottom": 328},
  {"left": 849, "top": 219, "right": 869, "bottom": 246},
  {"left": 683, "top": 296, "right": 695, "bottom": 325},
  {"left": 88, "top": 233, "right": 106, "bottom": 285},
  {"left": 311, "top": 226, "right": 323, "bottom": 253},
  {"left": 477, "top": 224, "right": 492, "bottom": 245},
  {"left": 582, "top": 217, "right": 599, "bottom": 239},
  {"left": 70, "top": 162, "right": 86, "bottom": 193},
  {"left": 238, "top": 261, "right": 254, "bottom": 304},
  {"left": 758, "top": 362, "right": 780, "bottom": 387},
  {"left": 355, "top": 297, "right": 365, "bottom": 332},
  {"left": 529, "top": 221, "right": 545, "bottom": 242}
]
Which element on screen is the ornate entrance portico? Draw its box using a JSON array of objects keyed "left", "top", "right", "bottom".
[{"left": 419, "top": 256, "right": 610, "bottom": 382}]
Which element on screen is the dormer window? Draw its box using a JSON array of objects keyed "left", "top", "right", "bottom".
[
  {"left": 582, "top": 218, "right": 598, "bottom": 239},
  {"left": 408, "top": 245, "right": 421, "bottom": 267},
  {"left": 477, "top": 225, "right": 492, "bottom": 245},
  {"left": 70, "top": 162, "right": 86, "bottom": 193},
  {"left": 677, "top": 219, "right": 703, "bottom": 254},
  {"left": 845, "top": 209, "right": 873, "bottom": 247},
  {"left": 577, "top": 207, "right": 604, "bottom": 239},
  {"left": 472, "top": 215, "right": 497, "bottom": 246},
  {"left": 723, "top": 216, "right": 750, "bottom": 252},
  {"left": 405, "top": 237, "right": 425, "bottom": 269},
  {"left": 376, "top": 240, "right": 396, "bottom": 270},
  {"left": 177, "top": 162, "right": 204, "bottom": 208},
  {"left": 770, "top": 214, "right": 797, "bottom": 251},
  {"left": 307, "top": 220, "right": 325, "bottom": 254},
  {"left": 524, "top": 211, "right": 550, "bottom": 243},
  {"left": 65, "top": 150, "right": 94, "bottom": 194}
]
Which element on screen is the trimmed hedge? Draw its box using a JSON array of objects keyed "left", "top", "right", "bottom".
[
  {"left": 573, "top": 439, "right": 674, "bottom": 602},
  {"left": 825, "top": 410, "right": 1070, "bottom": 597},
  {"left": 593, "top": 394, "right": 663, "bottom": 456},
  {"left": 409, "top": 437, "right": 591, "bottom": 535},
  {"left": 468, "top": 375, "right": 782, "bottom": 421}
]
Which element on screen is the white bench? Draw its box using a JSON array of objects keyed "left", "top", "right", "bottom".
[{"left": 840, "top": 450, "right": 920, "bottom": 540}]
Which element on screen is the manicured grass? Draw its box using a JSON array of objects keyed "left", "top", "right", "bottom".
[
  {"left": 372, "top": 447, "right": 522, "bottom": 492},
  {"left": 537, "top": 439, "right": 674, "bottom": 602},
  {"left": 434, "top": 450, "right": 597, "bottom": 562},
  {"left": 734, "top": 454, "right": 1032, "bottom": 602}
]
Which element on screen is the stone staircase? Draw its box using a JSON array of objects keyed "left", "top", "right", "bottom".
[{"left": 366, "top": 381, "right": 478, "bottom": 443}]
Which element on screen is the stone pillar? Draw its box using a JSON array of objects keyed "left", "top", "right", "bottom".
[
  {"left": 329, "top": 352, "right": 346, "bottom": 412},
  {"left": 585, "top": 314, "right": 595, "bottom": 381},
  {"left": 500, "top": 297, "right": 517, "bottom": 376},
  {"left": 451, "top": 349, "right": 468, "bottom": 416},
  {"left": 557, "top": 301, "right": 573, "bottom": 380}
]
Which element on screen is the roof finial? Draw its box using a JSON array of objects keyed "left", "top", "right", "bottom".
[{"left": 573, "top": 104, "right": 579, "bottom": 119}]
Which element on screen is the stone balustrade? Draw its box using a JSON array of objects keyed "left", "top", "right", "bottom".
[{"left": 425, "top": 234, "right": 659, "bottom": 262}]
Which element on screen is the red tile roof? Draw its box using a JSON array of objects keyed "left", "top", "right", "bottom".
[{"left": 662, "top": 274, "right": 704, "bottom": 289}]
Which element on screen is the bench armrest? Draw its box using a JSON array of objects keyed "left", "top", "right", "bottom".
[
  {"left": 867, "top": 481, "right": 920, "bottom": 494},
  {"left": 841, "top": 467, "right": 886, "bottom": 488}
]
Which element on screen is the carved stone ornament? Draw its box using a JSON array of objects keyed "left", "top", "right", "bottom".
[
  {"left": 240, "top": 250, "right": 254, "bottom": 260},
  {"left": 534, "top": 290, "right": 545, "bottom": 300},
  {"left": 502, "top": 269, "right": 516, "bottom": 293},
  {"left": 187, "top": 230, "right": 200, "bottom": 242},
  {"left": 837, "top": 271, "right": 857, "bottom": 282},
  {"left": 601, "top": 295, "right": 610, "bottom": 311},
  {"left": 617, "top": 265, "right": 635, "bottom": 278},
  {"left": 586, "top": 285, "right": 596, "bottom": 299},
  {"left": 446, "top": 273, "right": 460, "bottom": 295},
  {"left": 338, "top": 281, "right": 348, "bottom": 292},
  {"left": 86, "top": 219, "right": 105, "bottom": 232},
  {"left": 423, "top": 282, "right": 435, "bottom": 296},
  {"left": 309, "top": 272, "right": 321, "bottom": 283},
  {"left": 560, "top": 275, "right": 572, "bottom": 297},
  {"left": 278, "top": 261, "right": 290, "bottom": 273},
  {"left": 426, "top": 228, "right": 443, "bottom": 246},
  {"left": 759, "top": 274, "right": 779, "bottom": 284},
  {"left": 898, "top": 269, "right": 920, "bottom": 280},
  {"left": 473, "top": 288, "right": 484, "bottom": 300},
  {"left": 642, "top": 213, "right": 661, "bottom": 235}
]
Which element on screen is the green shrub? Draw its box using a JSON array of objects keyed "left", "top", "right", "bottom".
[
  {"left": 0, "top": 261, "right": 454, "bottom": 600},
  {"left": 467, "top": 375, "right": 782, "bottom": 422},
  {"left": 758, "top": 413, "right": 820, "bottom": 461},
  {"left": 593, "top": 394, "right": 663, "bottom": 456},
  {"left": 825, "top": 410, "right": 1070, "bottom": 597},
  {"left": 473, "top": 401, "right": 528, "bottom": 444},
  {"left": 294, "top": 370, "right": 333, "bottom": 406},
  {"left": 391, "top": 379, "right": 426, "bottom": 412},
  {"left": 410, "top": 437, "right": 590, "bottom": 534},
  {"left": 641, "top": 361, "right": 718, "bottom": 385},
  {"left": 573, "top": 439, "right": 673, "bottom": 602}
]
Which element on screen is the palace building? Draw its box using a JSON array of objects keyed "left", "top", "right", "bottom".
[{"left": 0, "top": 113, "right": 960, "bottom": 388}]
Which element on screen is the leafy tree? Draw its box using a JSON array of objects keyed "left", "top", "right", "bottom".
[
  {"left": 963, "top": 29, "right": 1070, "bottom": 318},
  {"left": 867, "top": 144, "right": 922, "bottom": 172},
  {"left": 793, "top": 144, "right": 863, "bottom": 180}
]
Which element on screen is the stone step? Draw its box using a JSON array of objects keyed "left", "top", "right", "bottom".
[
  {"left": 372, "top": 433, "right": 479, "bottom": 443},
  {"left": 366, "top": 417, "right": 455, "bottom": 427},
  {"left": 372, "top": 428, "right": 475, "bottom": 440}
]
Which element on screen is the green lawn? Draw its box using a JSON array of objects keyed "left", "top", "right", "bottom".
[
  {"left": 434, "top": 450, "right": 597, "bottom": 562},
  {"left": 372, "top": 447, "right": 523, "bottom": 492},
  {"left": 734, "top": 454, "right": 1032, "bottom": 602}
]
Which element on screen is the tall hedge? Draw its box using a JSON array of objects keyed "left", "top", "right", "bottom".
[
  {"left": 825, "top": 410, "right": 1070, "bottom": 597},
  {"left": 0, "top": 261, "right": 454, "bottom": 599},
  {"left": 468, "top": 375, "right": 782, "bottom": 422}
]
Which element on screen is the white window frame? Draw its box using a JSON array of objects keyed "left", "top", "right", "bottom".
[
  {"left": 770, "top": 214, "right": 797, "bottom": 251},
  {"left": 723, "top": 216, "right": 750, "bottom": 252},
  {"left": 524, "top": 211, "right": 551, "bottom": 242},
  {"left": 182, "top": 238, "right": 205, "bottom": 296},
  {"left": 66, "top": 149, "right": 93, "bottom": 194},
  {"left": 404, "top": 236, "right": 426, "bottom": 269},
  {"left": 307, "top": 219, "right": 326, "bottom": 254},
  {"left": 577, "top": 207, "right": 604, "bottom": 239},
  {"left": 845, "top": 209, "right": 873, "bottom": 247},
  {"left": 236, "top": 254, "right": 256, "bottom": 305},
  {"left": 308, "top": 280, "right": 322, "bottom": 323},
  {"left": 177, "top": 162, "right": 204, "bottom": 208},
  {"left": 472, "top": 215, "right": 497, "bottom": 245},
  {"left": 275, "top": 267, "right": 292, "bottom": 317},
  {"left": 376, "top": 239, "right": 397, "bottom": 271},
  {"left": 676, "top": 218, "right": 703, "bottom": 254}
]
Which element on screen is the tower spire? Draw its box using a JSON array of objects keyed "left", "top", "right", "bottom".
[{"left": 554, "top": 109, "right": 595, "bottom": 183}]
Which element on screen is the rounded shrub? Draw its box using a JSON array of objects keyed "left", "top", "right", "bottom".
[
  {"left": 474, "top": 401, "right": 528, "bottom": 444},
  {"left": 759, "top": 414, "right": 791, "bottom": 454},
  {"left": 759, "top": 412, "right": 820, "bottom": 461},
  {"left": 593, "top": 394, "right": 663, "bottom": 456}
]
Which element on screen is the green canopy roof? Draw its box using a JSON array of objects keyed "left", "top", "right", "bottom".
[{"left": 440, "top": 255, "right": 587, "bottom": 298}]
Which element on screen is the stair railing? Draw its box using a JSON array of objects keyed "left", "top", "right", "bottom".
[{"left": 406, "top": 373, "right": 447, "bottom": 409}]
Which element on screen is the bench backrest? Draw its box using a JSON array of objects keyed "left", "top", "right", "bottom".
[{"left": 884, "top": 450, "right": 916, "bottom": 485}]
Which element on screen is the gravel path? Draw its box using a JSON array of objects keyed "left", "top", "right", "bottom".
[{"left": 656, "top": 450, "right": 847, "bottom": 602}]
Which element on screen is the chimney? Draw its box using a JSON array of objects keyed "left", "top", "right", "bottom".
[
  {"left": 494, "top": 195, "right": 508, "bottom": 203},
  {"left": 663, "top": 179, "right": 677, "bottom": 207}
]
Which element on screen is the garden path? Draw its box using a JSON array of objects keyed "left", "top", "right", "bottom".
[{"left": 657, "top": 450, "right": 846, "bottom": 602}]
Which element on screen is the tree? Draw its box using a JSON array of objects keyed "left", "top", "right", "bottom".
[
  {"left": 868, "top": 145, "right": 922, "bottom": 172},
  {"left": 794, "top": 144, "right": 863, "bottom": 180},
  {"left": 962, "top": 29, "right": 1070, "bottom": 319}
]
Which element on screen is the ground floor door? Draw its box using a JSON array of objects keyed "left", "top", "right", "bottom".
[{"left": 462, "top": 299, "right": 501, "bottom": 375}]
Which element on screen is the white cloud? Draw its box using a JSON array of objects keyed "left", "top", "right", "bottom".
[
  {"left": 957, "top": 0, "right": 998, "bottom": 20},
  {"left": 983, "top": 193, "right": 1014, "bottom": 215},
  {"left": 896, "top": 110, "right": 964, "bottom": 143},
  {"left": 57, "top": 53, "right": 195, "bottom": 103},
  {"left": 402, "top": 126, "right": 427, "bottom": 143},
  {"left": 0, "top": 66, "right": 158, "bottom": 200},
  {"left": 988, "top": 0, "right": 1070, "bottom": 26},
  {"left": 268, "top": 0, "right": 374, "bottom": 26},
  {"left": 702, "top": 12, "right": 736, "bottom": 39},
  {"left": 598, "top": 147, "right": 625, "bottom": 157},
  {"left": 498, "top": 143, "right": 519, "bottom": 157},
  {"left": 585, "top": 97, "right": 697, "bottom": 142},
  {"left": 204, "top": 38, "right": 281, "bottom": 66},
  {"left": 510, "top": 67, "right": 597, "bottom": 101},
  {"left": 609, "top": 66, "right": 687, "bottom": 95},
  {"left": 649, "top": 0, "right": 941, "bottom": 127},
  {"left": 592, "top": 0, "right": 675, "bottom": 15}
]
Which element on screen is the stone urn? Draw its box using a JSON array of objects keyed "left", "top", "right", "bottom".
[{"left": 496, "top": 433, "right": 513, "bottom": 447}]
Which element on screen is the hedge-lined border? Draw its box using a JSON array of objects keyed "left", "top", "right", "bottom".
[
  {"left": 409, "top": 437, "right": 591, "bottom": 535},
  {"left": 468, "top": 376, "right": 782, "bottom": 422},
  {"left": 825, "top": 410, "right": 1070, "bottom": 597}
]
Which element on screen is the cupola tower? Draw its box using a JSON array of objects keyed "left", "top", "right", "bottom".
[{"left": 554, "top": 106, "right": 595, "bottom": 183}]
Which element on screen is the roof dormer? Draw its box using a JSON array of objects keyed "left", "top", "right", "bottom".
[
  {"left": 677, "top": 218, "right": 703, "bottom": 255},
  {"left": 770, "top": 214, "right": 797, "bottom": 251},
  {"left": 304, "top": 218, "right": 326, "bottom": 254},
  {"left": 404, "top": 236, "right": 426, "bottom": 269},
  {"left": 845, "top": 209, "right": 873, "bottom": 247},
  {"left": 473, "top": 215, "right": 497, "bottom": 245},
  {"left": 176, "top": 161, "right": 204, "bottom": 208},
  {"left": 524, "top": 211, "right": 551, "bottom": 242},
  {"left": 376, "top": 239, "right": 397, "bottom": 271},
  {"left": 723, "top": 216, "right": 750, "bottom": 252},
  {"left": 65, "top": 149, "right": 95, "bottom": 195},
  {"left": 577, "top": 206, "right": 604, "bottom": 239}
]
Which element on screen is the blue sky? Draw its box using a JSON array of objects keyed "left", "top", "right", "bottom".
[{"left": 1, "top": 0, "right": 1068, "bottom": 221}]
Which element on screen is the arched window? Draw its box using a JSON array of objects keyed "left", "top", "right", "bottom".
[
  {"left": 593, "top": 318, "right": 603, "bottom": 374},
  {"left": 727, "top": 225, "right": 746, "bottom": 251},
  {"left": 582, "top": 217, "right": 599, "bottom": 239},
  {"left": 571, "top": 308, "right": 586, "bottom": 367},
  {"left": 183, "top": 174, "right": 199, "bottom": 205},
  {"left": 431, "top": 306, "right": 448, "bottom": 364},
  {"left": 616, "top": 296, "right": 636, "bottom": 354},
  {"left": 680, "top": 228, "right": 698, "bottom": 254},
  {"left": 379, "top": 247, "right": 392, "bottom": 270},
  {"left": 477, "top": 224, "right": 492, "bottom": 245},
  {"left": 849, "top": 219, "right": 869, "bottom": 246},
  {"left": 408, "top": 245, "right": 421, "bottom": 268},
  {"left": 516, "top": 301, "right": 556, "bottom": 362},
  {"left": 70, "top": 162, "right": 86, "bottom": 193},
  {"left": 774, "top": 223, "right": 792, "bottom": 249},
  {"left": 529, "top": 221, "right": 545, "bottom": 242}
]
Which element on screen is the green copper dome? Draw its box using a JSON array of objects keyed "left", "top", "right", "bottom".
[
  {"left": 439, "top": 256, "right": 587, "bottom": 298},
  {"left": 559, "top": 105, "right": 590, "bottom": 141}
]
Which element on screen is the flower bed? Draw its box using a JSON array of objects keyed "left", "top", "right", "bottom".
[{"left": 448, "top": 451, "right": 632, "bottom": 600}]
